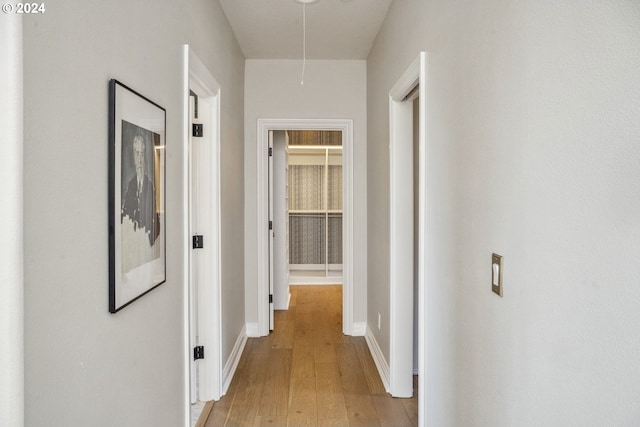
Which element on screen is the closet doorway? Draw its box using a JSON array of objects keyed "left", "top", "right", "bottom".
[
  {"left": 286, "top": 131, "right": 343, "bottom": 285},
  {"left": 257, "top": 119, "right": 355, "bottom": 337},
  {"left": 271, "top": 131, "right": 343, "bottom": 323}
]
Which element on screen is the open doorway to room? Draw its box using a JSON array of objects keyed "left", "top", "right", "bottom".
[
  {"left": 271, "top": 130, "right": 344, "bottom": 320},
  {"left": 275, "top": 130, "right": 343, "bottom": 290},
  {"left": 257, "top": 119, "right": 355, "bottom": 337}
]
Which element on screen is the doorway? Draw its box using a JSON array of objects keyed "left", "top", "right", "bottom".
[
  {"left": 286, "top": 131, "right": 343, "bottom": 285},
  {"left": 270, "top": 130, "right": 344, "bottom": 315},
  {"left": 256, "top": 119, "right": 356, "bottom": 337}
]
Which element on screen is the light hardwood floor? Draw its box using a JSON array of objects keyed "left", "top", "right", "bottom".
[{"left": 199, "top": 285, "right": 418, "bottom": 427}]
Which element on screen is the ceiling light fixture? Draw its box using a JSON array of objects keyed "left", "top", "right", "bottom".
[{"left": 295, "top": 0, "right": 318, "bottom": 85}]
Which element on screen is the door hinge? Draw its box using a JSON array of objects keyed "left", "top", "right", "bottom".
[
  {"left": 268, "top": 147, "right": 273, "bottom": 156},
  {"left": 194, "top": 346, "right": 205, "bottom": 360},
  {"left": 192, "top": 235, "right": 204, "bottom": 249},
  {"left": 269, "top": 221, "right": 273, "bottom": 230},
  {"left": 192, "top": 123, "right": 203, "bottom": 137},
  {"left": 269, "top": 294, "right": 273, "bottom": 304},
  {"left": 190, "top": 90, "right": 199, "bottom": 119}
]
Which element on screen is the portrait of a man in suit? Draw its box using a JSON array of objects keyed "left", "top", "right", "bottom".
[
  {"left": 121, "top": 131, "right": 160, "bottom": 247},
  {"left": 119, "top": 120, "right": 162, "bottom": 275}
]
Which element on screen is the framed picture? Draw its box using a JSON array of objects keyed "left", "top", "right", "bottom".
[{"left": 109, "top": 80, "right": 166, "bottom": 313}]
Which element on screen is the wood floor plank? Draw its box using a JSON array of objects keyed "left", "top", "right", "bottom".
[
  {"left": 295, "top": 286, "right": 314, "bottom": 309},
  {"left": 313, "top": 308, "right": 338, "bottom": 364},
  {"left": 204, "top": 405, "right": 229, "bottom": 427},
  {"left": 258, "top": 349, "right": 292, "bottom": 417},
  {"left": 275, "top": 303, "right": 296, "bottom": 321},
  {"left": 204, "top": 367, "right": 240, "bottom": 426},
  {"left": 372, "top": 395, "right": 415, "bottom": 427},
  {"left": 286, "top": 410, "right": 317, "bottom": 427},
  {"left": 288, "top": 347, "right": 317, "bottom": 425},
  {"left": 335, "top": 343, "right": 370, "bottom": 395},
  {"left": 235, "top": 340, "right": 254, "bottom": 371},
  {"left": 315, "top": 419, "right": 349, "bottom": 427},
  {"left": 353, "top": 338, "right": 387, "bottom": 396},
  {"left": 225, "top": 351, "right": 270, "bottom": 426},
  {"left": 195, "top": 401, "right": 214, "bottom": 427},
  {"left": 315, "top": 362, "right": 349, "bottom": 424},
  {"left": 254, "top": 414, "right": 287, "bottom": 426},
  {"left": 271, "top": 317, "right": 295, "bottom": 350},
  {"left": 294, "top": 311, "right": 315, "bottom": 345},
  {"left": 343, "top": 394, "right": 381, "bottom": 427},
  {"left": 247, "top": 334, "right": 273, "bottom": 355},
  {"left": 327, "top": 287, "right": 344, "bottom": 341}
]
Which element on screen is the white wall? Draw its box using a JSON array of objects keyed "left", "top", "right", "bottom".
[
  {"left": 244, "top": 60, "right": 367, "bottom": 326},
  {"left": 368, "top": 1, "right": 640, "bottom": 426},
  {"left": 22, "top": 1, "right": 244, "bottom": 426},
  {"left": 0, "top": 14, "right": 24, "bottom": 427}
]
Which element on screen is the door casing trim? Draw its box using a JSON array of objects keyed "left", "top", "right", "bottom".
[{"left": 255, "top": 118, "right": 354, "bottom": 336}]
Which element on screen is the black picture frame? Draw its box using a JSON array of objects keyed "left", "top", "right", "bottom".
[{"left": 109, "top": 80, "right": 166, "bottom": 313}]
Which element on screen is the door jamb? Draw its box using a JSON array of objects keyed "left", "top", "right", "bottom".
[
  {"left": 1, "top": 17, "right": 24, "bottom": 427},
  {"left": 388, "top": 51, "right": 426, "bottom": 415},
  {"left": 256, "top": 119, "right": 355, "bottom": 336}
]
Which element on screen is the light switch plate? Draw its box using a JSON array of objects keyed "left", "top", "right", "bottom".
[{"left": 492, "top": 253, "right": 503, "bottom": 297}]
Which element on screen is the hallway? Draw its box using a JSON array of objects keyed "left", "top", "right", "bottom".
[{"left": 198, "top": 286, "right": 417, "bottom": 427}]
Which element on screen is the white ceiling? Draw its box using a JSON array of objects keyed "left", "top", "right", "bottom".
[{"left": 218, "top": 0, "right": 393, "bottom": 60}]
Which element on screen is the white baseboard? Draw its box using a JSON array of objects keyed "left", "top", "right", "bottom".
[
  {"left": 222, "top": 327, "right": 247, "bottom": 395},
  {"left": 289, "top": 268, "right": 343, "bottom": 285},
  {"left": 274, "top": 292, "right": 291, "bottom": 311},
  {"left": 289, "top": 277, "right": 343, "bottom": 285},
  {"left": 365, "top": 326, "right": 390, "bottom": 393},
  {"left": 351, "top": 321, "right": 367, "bottom": 336},
  {"left": 245, "top": 322, "right": 261, "bottom": 337}
]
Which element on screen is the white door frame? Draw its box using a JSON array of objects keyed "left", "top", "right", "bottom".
[
  {"left": 0, "top": 15, "right": 24, "bottom": 427},
  {"left": 256, "top": 119, "right": 355, "bottom": 336},
  {"left": 182, "top": 45, "right": 222, "bottom": 411},
  {"left": 389, "top": 50, "right": 426, "bottom": 415}
]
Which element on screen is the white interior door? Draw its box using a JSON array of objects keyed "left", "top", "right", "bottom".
[
  {"left": 268, "top": 131, "right": 275, "bottom": 330},
  {"left": 272, "top": 131, "right": 290, "bottom": 310},
  {"left": 189, "top": 92, "right": 218, "bottom": 402}
]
